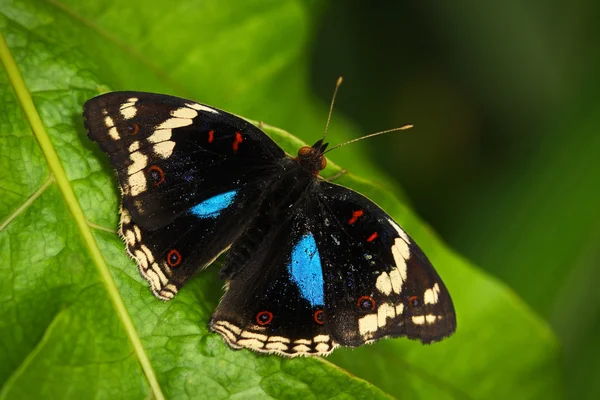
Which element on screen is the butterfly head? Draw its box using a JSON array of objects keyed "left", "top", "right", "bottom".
[{"left": 296, "top": 139, "right": 329, "bottom": 175}]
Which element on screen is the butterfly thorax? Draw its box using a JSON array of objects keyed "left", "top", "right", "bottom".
[{"left": 294, "top": 139, "right": 328, "bottom": 177}]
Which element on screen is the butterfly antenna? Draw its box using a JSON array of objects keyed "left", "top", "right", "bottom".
[
  {"left": 323, "top": 76, "right": 344, "bottom": 142},
  {"left": 324, "top": 125, "right": 413, "bottom": 154}
]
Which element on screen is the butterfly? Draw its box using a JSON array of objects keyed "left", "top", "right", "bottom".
[{"left": 83, "top": 91, "right": 456, "bottom": 357}]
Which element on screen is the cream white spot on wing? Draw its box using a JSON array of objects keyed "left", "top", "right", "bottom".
[
  {"left": 237, "top": 338, "right": 265, "bottom": 349},
  {"left": 268, "top": 336, "right": 291, "bottom": 343},
  {"left": 104, "top": 115, "right": 114, "bottom": 127},
  {"left": 133, "top": 225, "right": 142, "bottom": 242},
  {"left": 358, "top": 314, "right": 378, "bottom": 337},
  {"left": 426, "top": 315, "right": 437, "bottom": 323},
  {"left": 128, "top": 151, "right": 148, "bottom": 175},
  {"left": 134, "top": 249, "right": 149, "bottom": 269},
  {"left": 266, "top": 342, "right": 288, "bottom": 351},
  {"left": 292, "top": 344, "right": 311, "bottom": 353},
  {"left": 171, "top": 107, "right": 198, "bottom": 119},
  {"left": 124, "top": 229, "right": 136, "bottom": 246},
  {"left": 424, "top": 283, "right": 440, "bottom": 305},
  {"left": 392, "top": 238, "right": 409, "bottom": 283},
  {"left": 376, "top": 272, "right": 393, "bottom": 295},
  {"left": 214, "top": 321, "right": 241, "bottom": 335},
  {"left": 108, "top": 127, "right": 120, "bottom": 140},
  {"left": 187, "top": 102, "right": 220, "bottom": 114},
  {"left": 151, "top": 263, "right": 168, "bottom": 285},
  {"left": 156, "top": 118, "right": 193, "bottom": 130},
  {"left": 240, "top": 331, "right": 268, "bottom": 341},
  {"left": 388, "top": 218, "right": 410, "bottom": 243},
  {"left": 395, "top": 303, "right": 404, "bottom": 316},
  {"left": 140, "top": 244, "right": 154, "bottom": 264},
  {"left": 165, "top": 283, "right": 178, "bottom": 294},
  {"left": 148, "top": 128, "right": 172, "bottom": 143},
  {"left": 129, "top": 141, "right": 140, "bottom": 152},
  {"left": 377, "top": 302, "right": 396, "bottom": 327},
  {"left": 213, "top": 326, "right": 237, "bottom": 343},
  {"left": 315, "top": 343, "right": 330, "bottom": 353},
  {"left": 129, "top": 171, "right": 147, "bottom": 196},
  {"left": 120, "top": 209, "right": 131, "bottom": 224},
  {"left": 153, "top": 141, "right": 176, "bottom": 158},
  {"left": 145, "top": 269, "right": 162, "bottom": 291},
  {"left": 389, "top": 268, "right": 403, "bottom": 294},
  {"left": 313, "top": 335, "right": 330, "bottom": 343},
  {"left": 120, "top": 104, "right": 137, "bottom": 119},
  {"left": 394, "top": 237, "right": 410, "bottom": 261},
  {"left": 294, "top": 339, "right": 311, "bottom": 345},
  {"left": 412, "top": 315, "right": 425, "bottom": 325},
  {"left": 159, "top": 290, "right": 174, "bottom": 300}
]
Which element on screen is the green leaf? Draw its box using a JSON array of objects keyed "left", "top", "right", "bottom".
[{"left": 0, "top": 1, "right": 561, "bottom": 399}]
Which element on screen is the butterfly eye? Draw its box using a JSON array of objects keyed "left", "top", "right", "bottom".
[
  {"left": 409, "top": 296, "right": 420, "bottom": 308},
  {"left": 167, "top": 249, "right": 182, "bottom": 267},
  {"left": 313, "top": 309, "right": 325, "bottom": 325},
  {"left": 298, "top": 146, "right": 312, "bottom": 157},
  {"left": 357, "top": 295, "right": 376, "bottom": 311},
  {"left": 320, "top": 156, "right": 327, "bottom": 170},
  {"left": 146, "top": 165, "right": 165, "bottom": 186},
  {"left": 256, "top": 311, "right": 273, "bottom": 326},
  {"left": 127, "top": 123, "right": 140, "bottom": 135}
]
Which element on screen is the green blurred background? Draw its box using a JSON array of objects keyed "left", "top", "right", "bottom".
[{"left": 309, "top": 1, "right": 600, "bottom": 398}]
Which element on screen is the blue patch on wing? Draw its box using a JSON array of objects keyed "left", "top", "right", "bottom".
[
  {"left": 190, "top": 190, "right": 238, "bottom": 218},
  {"left": 287, "top": 233, "right": 324, "bottom": 307}
]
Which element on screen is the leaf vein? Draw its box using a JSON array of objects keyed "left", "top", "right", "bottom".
[
  {"left": 0, "top": 176, "right": 54, "bottom": 232},
  {"left": 0, "top": 32, "right": 165, "bottom": 400}
]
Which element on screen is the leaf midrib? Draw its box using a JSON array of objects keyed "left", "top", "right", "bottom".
[{"left": 0, "top": 32, "right": 165, "bottom": 400}]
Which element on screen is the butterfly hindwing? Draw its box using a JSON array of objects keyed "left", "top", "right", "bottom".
[
  {"left": 314, "top": 182, "right": 456, "bottom": 346},
  {"left": 84, "top": 92, "right": 285, "bottom": 299},
  {"left": 211, "top": 195, "right": 336, "bottom": 356}
]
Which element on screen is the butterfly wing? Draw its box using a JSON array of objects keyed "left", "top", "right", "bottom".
[
  {"left": 210, "top": 177, "right": 337, "bottom": 356},
  {"left": 209, "top": 173, "right": 455, "bottom": 355},
  {"left": 84, "top": 92, "right": 285, "bottom": 299},
  {"left": 314, "top": 182, "right": 456, "bottom": 346}
]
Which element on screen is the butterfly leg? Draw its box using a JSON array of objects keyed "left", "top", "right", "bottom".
[{"left": 321, "top": 169, "right": 347, "bottom": 182}]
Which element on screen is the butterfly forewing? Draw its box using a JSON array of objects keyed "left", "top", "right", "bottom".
[
  {"left": 313, "top": 182, "right": 456, "bottom": 346},
  {"left": 84, "top": 92, "right": 285, "bottom": 229},
  {"left": 84, "top": 92, "right": 285, "bottom": 299}
]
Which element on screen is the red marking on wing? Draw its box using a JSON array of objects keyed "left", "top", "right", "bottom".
[
  {"left": 409, "top": 295, "right": 420, "bottom": 308},
  {"left": 366, "top": 232, "right": 378, "bottom": 242},
  {"left": 208, "top": 130, "right": 214, "bottom": 143},
  {"left": 313, "top": 309, "right": 325, "bottom": 325},
  {"left": 167, "top": 249, "right": 182, "bottom": 267},
  {"left": 232, "top": 132, "right": 243, "bottom": 153},
  {"left": 147, "top": 165, "right": 165, "bottom": 186},
  {"left": 256, "top": 310, "right": 273, "bottom": 326},
  {"left": 128, "top": 123, "right": 140, "bottom": 135},
  {"left": 348, "top": 210, "right": 364, "bottom": 224},
  {"left": 357, "top": 295, "right": 376, "bottom": 310}
]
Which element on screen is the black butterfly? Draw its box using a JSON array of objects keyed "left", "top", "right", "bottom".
[{"left": 84, "top": 92, "right": 456, "bottom": 356}]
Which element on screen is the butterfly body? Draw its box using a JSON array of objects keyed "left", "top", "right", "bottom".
[{"left": 84, "top": 92, "right": 456, "bottom": 356}]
